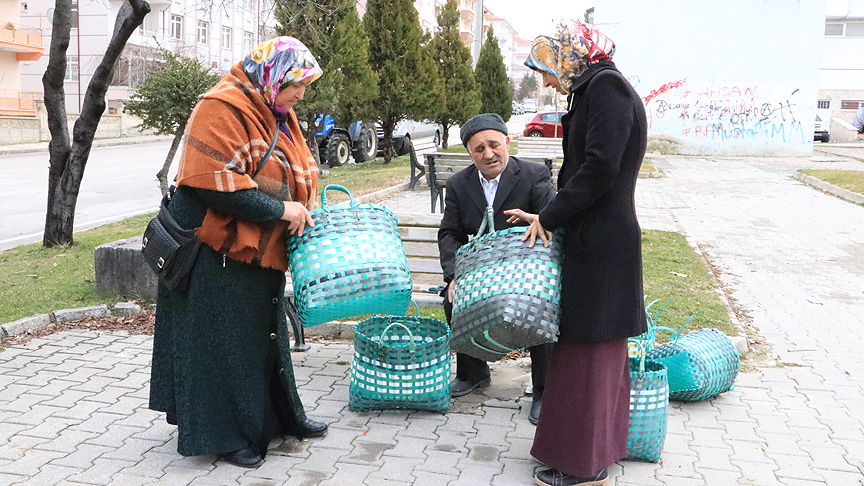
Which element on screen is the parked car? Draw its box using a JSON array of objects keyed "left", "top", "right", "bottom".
[
  {"left": 376, "top": 119, "right": 443, "bottom": 156},
  {"left": 522, "top": 98, "right": 538, "bottom": 113},
  {"left": 523, "top": 111, "right": 565, "bottom": 138},
  {"left": 814, "top": 114, "right": 829, "bottom": 143}
]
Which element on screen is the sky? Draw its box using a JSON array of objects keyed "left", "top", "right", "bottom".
[{"left": 483, "top": 0, "right": 594, "bottom": 40}]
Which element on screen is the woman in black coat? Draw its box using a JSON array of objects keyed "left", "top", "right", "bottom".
[{"left": 517, "top": 21, "right": 648, "bottom": 486}]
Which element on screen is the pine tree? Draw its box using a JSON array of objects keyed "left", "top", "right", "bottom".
[
  {"left": 275, "top": 0, "right": 377, "bottom": 162},
  {"left": 517, "top": 73, "right": 538, "bottom": 102},
  {"left": 365, "top": 0, "right": 443, "bottom": 162},
  {"left": 429, "top": 0, "right": 481, "bottom": 149},
  {"left": 475, "top": 27, "right": 511, "bottom": 122}
]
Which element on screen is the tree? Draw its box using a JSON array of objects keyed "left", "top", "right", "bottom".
[
  {"left": 275, "top": 0, "right": 377, "bottom": 165},
  {"left": 42, "top": 0, "right": 150, "bottom": 247},
  {"left": 429, "top": 0, "right": 480, "bottom": 149},
  {"left": 124, "top": 51, "right": 221, "bottom": 196},
  {"left": 365, "top": 0, "right": 443, "bottom": 162},
  {"left": 517, "top": 73, "right": 538, "bottom": 102},
  {"left": 474, "top": 27, "right": 511, "bottom": 122}
]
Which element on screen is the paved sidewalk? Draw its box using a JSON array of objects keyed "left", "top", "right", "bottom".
[{"left": 2, "top": 154, "right": 864, "bottom": 485}]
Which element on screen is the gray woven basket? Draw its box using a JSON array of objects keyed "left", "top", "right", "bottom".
[{"left": 451, "top": 207, "right": 562, "bottom": 361}]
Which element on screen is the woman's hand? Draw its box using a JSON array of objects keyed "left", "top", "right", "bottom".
[
  {"left": 447, "top": 280, "right": 455, "bottom": 303},
  {"left": 522, "top": 217, "right": 552, "bottom": 248},
  {"left": 503, "top": 208, "right": 538, "bottom": 225},
  {"left": 282, "top": 201, "right": 315, "bottom": 236}
]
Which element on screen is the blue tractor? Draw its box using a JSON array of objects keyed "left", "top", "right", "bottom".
[{"left": 314, "top": 116, "right": 378, "bottom": 167}]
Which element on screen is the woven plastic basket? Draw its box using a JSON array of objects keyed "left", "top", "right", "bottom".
[
  {"left": 287, "top": 185, "right": 412, "bottom": 327},
  {"left": 647, "top": 315, "right": 739, "bottom": 402},
  {"left": 450, "top": 207, "right": 562, "bottom": 361},
  {"left": 349, "top": 303, "right": 451, "bottom": 413},
  {"left": 626, "top": 341, "right": 669, "bottom": 463}
]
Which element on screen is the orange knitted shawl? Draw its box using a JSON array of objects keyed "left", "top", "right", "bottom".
[{"left": 175, "top": 64, "right": 318, "bottom": 271}]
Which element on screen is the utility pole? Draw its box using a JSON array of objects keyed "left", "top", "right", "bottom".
[{"left": 471, "top": 0, "right": 483, "bottom": 68}]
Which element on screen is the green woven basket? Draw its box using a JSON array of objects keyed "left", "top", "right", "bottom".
[
  {"left": 349, "top": 303, "right": 451, "bottom": 413},
  {"left": 287, "top": 185, "right": 412, "bottom": 327},
  {"left": 451, "top": 207, "right": 562, "bottom": 361}
]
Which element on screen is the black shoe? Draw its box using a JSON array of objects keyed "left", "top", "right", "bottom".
[
  {"left": 294, "top": 418, "right": 328, "bottom": 439},
  {"left": 534, "top": 468, "right": 608, "bottom": 486},
  {"left": 528, "top": 397, "right": 542, "bottom": 425},
  {"left": 450, "top": 376, "right": 491, "bottom": 397},
  {"left": 219, "top": 447, "right": 262, "bottom": 468}
]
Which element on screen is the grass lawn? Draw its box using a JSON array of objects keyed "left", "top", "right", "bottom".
[{"left": 799, "top": 169, "right": 864, "bottom": 196}]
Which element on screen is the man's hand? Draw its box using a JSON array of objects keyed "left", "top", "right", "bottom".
[
  {"left": 522, "top": 217, "right": 552, "bottom": 248},
  {"left": 503, "top": 208, "right": 538, "bottom": 225},
  {"left": 282, "top": 201, "right": 315, "bottom": 236}
]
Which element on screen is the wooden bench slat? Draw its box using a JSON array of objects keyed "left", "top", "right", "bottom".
[
  {"left": 399, "top": 226, "right": 438, "bottom": 242},
  {"left": 402, "top": 241, "right": 440, "bottom": 258},
  {"left": 407, "top": 258, "right": 443, "bottom": 274}
]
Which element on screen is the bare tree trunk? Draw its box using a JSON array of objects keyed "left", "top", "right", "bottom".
[
  {"left": 42, "top": 0, "right": 150, "bottom": 247},
  {"left": 304, "top": 112, "right": 323, "bottom": 169},
  {"left": 156, "top": 121, "right": 185, "bottom": 196},
  {"left": 381, "top": 116, "right": 397, "bottom": 164},
  {"left": 441, "top": 120, "right": 451, "bottom": 149}
]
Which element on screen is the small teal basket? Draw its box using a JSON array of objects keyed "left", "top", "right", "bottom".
[
  {"left": 349, "top": 302, "right": 451, "bottom": 413},
  {"left": 626, "top": 341, "right": 669, "bottom": 463},
  {"left": 287, "top": 185, "right": 412, "bottom": 327}
]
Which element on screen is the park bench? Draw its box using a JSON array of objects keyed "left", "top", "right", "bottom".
[
  {"left": 425, "top": 152, "right": 555, "bottom": 212},
  {"left": 407, "top": 138, "right": 442, "bottom": 190},
  {"left": 517, "top": 138, "right": 564, "bottom": 159}
]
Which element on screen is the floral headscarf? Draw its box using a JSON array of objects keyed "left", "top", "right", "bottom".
[
  {"left": 241, "top": 36, "right": 323, "bottom": 119},
  {"left": 525, "top": 20, "right": 616, "bottom": 91}
]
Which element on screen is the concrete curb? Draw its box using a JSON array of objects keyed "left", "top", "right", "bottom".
[
  {"left": 52, "top": 304, "right": 110, "bottom": 323},
  {"left": 355, "top": 182, "right": 411, "bottom": 203},
  {"left": 0, "top": 135, "right": 174, "bottom": 156},
  {"left": 638, "top": 171, "right": 662, "bottom": 179},
  {"left": 794, "top": 172, "right": 864, "bottom": 205},
  {"left": 0, "top": 314, "right": 51, "bottom": 338}
]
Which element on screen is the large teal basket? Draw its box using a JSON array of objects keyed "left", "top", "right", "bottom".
[
  {"left": 451, "top": 207, "right": 562, "bottom": 361},
  {"left": 287, "top": 185, "right": 412, "bottom": 327},
  {"left": 349, "top": 303, "right": 451, "bottom": 413}
]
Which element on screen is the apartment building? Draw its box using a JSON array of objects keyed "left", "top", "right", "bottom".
[
  {"left": 819, "top": 0, "right": 864, "bottom": 141},
  {"left": 0, "top": 0, "right": 43, "bottom": 118},
  {"left": 19, "top": 0, "right": 274, "bottom": 115}
]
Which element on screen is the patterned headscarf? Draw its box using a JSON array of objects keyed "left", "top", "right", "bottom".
[
  {"left": 241, "top": 36, "right": 323, "bottom": 119},
  {"left": 525, "top": 20, "right": 616, "bottom": 91}
]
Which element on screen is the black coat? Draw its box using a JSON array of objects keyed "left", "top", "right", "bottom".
[
  {"left": 537, "top": 61, "right": 648, "bottom": 343},
  {"left": 438, "top": 156, "right": 554, "bottom": 283}
]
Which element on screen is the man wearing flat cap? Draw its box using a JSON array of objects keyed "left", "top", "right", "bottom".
[{"left": 437, "top": 113, "right": 554, "bottom": 424}]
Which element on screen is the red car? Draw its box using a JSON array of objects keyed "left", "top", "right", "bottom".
[{"left": 523, "top": 111, "right": 566, "bottom": 138}]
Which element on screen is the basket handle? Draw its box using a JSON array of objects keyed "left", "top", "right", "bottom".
[
  {"left": 320, "top": 184, "right": 358, "bottom": 211},
  {"left": 627, "top": 339, "right": 648, "bottom": 377},
  {"left": 653, "top": 312, "right": 698, "bottom": 346},
  {"left": 406, "top": 300, "right": 419, "bottom": 318},
  {"left": 475, "top": 206, "right": 495, "bottom": 237},
  {"left": 379, "top": 322, "right": 416, "bottom": 353}
]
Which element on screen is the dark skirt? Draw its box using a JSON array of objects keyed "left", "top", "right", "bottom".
[
  {"left": 149, "top": 245, "right": 307, "bottom": 457},
  {"left": 531, "top": 339, "right": 630, "bottom": 477}
]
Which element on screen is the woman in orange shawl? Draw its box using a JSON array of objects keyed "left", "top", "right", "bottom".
[{"left": 149, "top": 37, "right": 327, "bottom": 468}]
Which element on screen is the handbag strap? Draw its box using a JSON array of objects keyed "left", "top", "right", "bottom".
[{"left": 252, "top": 123, "right": 281, "bottom": 179}]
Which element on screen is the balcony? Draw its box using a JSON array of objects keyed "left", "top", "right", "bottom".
[
  {"left": 0, "top": 21, "right": 43, "bottom": 61},
  {"left": 0, "top": 90, "right": 38, "bottom": 117}
]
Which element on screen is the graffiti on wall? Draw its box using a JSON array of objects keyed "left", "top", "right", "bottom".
[{"left": 642, "top": 78, "right": 809, "bottom": 145}]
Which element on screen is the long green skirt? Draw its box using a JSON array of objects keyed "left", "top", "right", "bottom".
[{"left": 149, "top": 245, "right": 307, "bottom": 457}]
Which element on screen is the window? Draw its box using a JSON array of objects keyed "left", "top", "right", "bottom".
[
  {"left": 197, "top": 20, "right": 208, "bottom": 44},
  {"left": 825, "top": 23, "right": 843, "bottom": 36},
  {"left": 841, "top": 100, "right": 864, "bottom": 110},
  {"left": 70, "top": 1, "right": 79, "bottom": 29},
  {"left": 221, "top": 26, "right": 232, "bottom": 49},
  {"left": 170, "top": 15, "right": 183, "bottom": 40},
  {"left": 817, "top": 100, "right": 830, "bottom": 110},
  {"left": 243, "top": 31, "right": 254, "bottom": 52},
  {"left": 242, "top": 0, "right": 253, "bottom": 9},
  {"left": 846, "top": 22, "right": 864, "bottom": 36},
  {"left": 65, "top": 56, "right": 79, "bottom": 81}
]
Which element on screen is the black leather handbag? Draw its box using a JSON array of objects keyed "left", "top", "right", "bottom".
[{"left": 142, "top": 124, "right": 280, "bottom": 292}]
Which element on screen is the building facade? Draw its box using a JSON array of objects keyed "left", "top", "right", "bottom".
[
  {"left": 0, "top": 0, "right": 43, "bottom": 118},
  {"left": 819, "top": 0, "right": 864, "bottom": 141}
]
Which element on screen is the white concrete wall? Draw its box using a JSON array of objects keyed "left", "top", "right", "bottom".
[{"left": 596, "top": 0, "right": 826, "bottom": 156}]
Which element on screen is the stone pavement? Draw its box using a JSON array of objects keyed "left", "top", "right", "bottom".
[{"left": 2, "top": 153, "right": 864, "bottom": 485}]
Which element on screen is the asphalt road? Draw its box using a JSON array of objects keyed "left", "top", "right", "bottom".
[{"left": 0, "top": 141, "right": 175, "bottom": 251}]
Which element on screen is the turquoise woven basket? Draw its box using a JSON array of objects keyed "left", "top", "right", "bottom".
[
  {"left": 349, "top": 303, "right": 451, "bottom": 413},
  {"left": 287, "top": 185, "right": 412, "bottom": 327},
  {"left": 451, "top": 207, "right": 562, "bottom": 361},
  {"left": 626, "top": 341, "right": 669, "bottom": 463}
]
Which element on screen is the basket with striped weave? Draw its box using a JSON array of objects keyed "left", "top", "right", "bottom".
[
  {"left": 450, "top": 207, "right": 562, "bottom": 361},
  {"left": 287, "top": 185, "right": 412, "bottom": 327},
  {"left": 626, "top": 341, "right": 669, "bottom": 463},
  {"left": 349, "top": 302, "right": 451, "bottom": 413}
]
